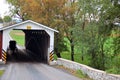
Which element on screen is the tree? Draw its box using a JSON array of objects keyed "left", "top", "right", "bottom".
[
  {"left": 3, "top": 16, "right": 12, "bottom": 22},
  {"left": 7, "top": 0, "right": 25, "bottom": 21},
  {"left": 0, "top": 17, "right": 3, "bottom": 23},
  {"left": 59, "top": 0, "right": 78, "bottom": 61},
  {"left": 105, "top": 0, "right": 120, "bottom": 73},
  {"left": 7, "top": 0, "right": 69, "bottom": 57},
  {"left": 73, "top": 0, "right": 120, "bottom": 72},
  {"left": 73, "top": 0, "right": 115, "bottom": 70}
]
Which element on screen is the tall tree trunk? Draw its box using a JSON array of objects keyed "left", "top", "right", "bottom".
[
  {"left": 70, "top": 38, "right": 74, "bottom": 61},
  {"left": 81, "top": 47, "right": 84, "bottom": 61},
  {"left": 101, "top": 43, "right": 105, "bottom": 70},
  {"left": 68, "top": 31, "right": 74, "bottom": 61},
  {"left": 91, "top": 49, "right": 96, "bottom": 66},
  {"left": 55, "top": 48, "right": 61, "bottom": 58},
  {"left": 56, "top": 50, "right": 61, "bottom": 58},
  {"left": 81, "top": 15, "right": 85, "bottom": 61}
]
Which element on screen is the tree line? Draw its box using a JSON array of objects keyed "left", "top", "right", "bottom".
[{"left": 6, "top": 0, "right": 120, "bottom": 74}]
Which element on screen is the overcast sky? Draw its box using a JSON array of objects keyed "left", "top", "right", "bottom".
[{"left": 0, "top": 0, "right": 9, "bottom": 18}]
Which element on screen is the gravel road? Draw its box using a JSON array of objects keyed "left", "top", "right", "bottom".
[{"left": 1, "top": 63, "right": 81, "bottom": 80}]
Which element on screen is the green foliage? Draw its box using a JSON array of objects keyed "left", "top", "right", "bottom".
[
  {"left": 73, "top": 0, "right": 120, "bottom": 73},
  {"left": 3, "top": 16, "right": 12, "bottom": 22},
  {"left": 76, "top": 70, "right": 89, "bottom": 79},
  {"left": 54, "top": 34, "right": 68, "bottom": 52},
  {"left": 104, "top": 37, "right": 114, "bottom": 55},
  {"left": 106, "top": 55, "right": 120, "bottom": 74},
  {"left": 54, "top": 34, "right": 68, "bottom": 57},
  {"left": 0, "top": 17, "right": 3, "bottom": 23}
]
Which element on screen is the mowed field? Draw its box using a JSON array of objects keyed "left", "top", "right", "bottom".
[{"left": 10, "top": 30, "right": 25, "bottom": 46}]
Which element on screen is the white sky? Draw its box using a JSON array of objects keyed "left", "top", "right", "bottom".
[{"left": 0, "top": 0, "right": 9, "bottom": 18}]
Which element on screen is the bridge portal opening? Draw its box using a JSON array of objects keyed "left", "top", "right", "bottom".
[
  {"left": 8, "top": 30, "right": 50, "bottom": 63},
  {"left": 23, "top": 30, "right": 50, "bottom": 63}
]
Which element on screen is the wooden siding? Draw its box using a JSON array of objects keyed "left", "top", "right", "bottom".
[{"left": 0, "top": 31, "right": 2, "bottom": 59}]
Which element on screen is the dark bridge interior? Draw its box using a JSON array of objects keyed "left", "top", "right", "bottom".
[{"left": 7, "top": 30, "right": 50, "bottom": 63}]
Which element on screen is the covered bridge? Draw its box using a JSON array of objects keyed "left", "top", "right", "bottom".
[{"left": 0, "top": 20, "right": 58, "bottom": 63}]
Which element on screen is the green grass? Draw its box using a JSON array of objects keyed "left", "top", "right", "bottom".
[
  {"left": 0, "top": 70, "right": 4, "bottom": 76},
  {"left": 76, "top": 70, "right": 87, "bottom": 78},
  {"left": 76, "top": 70, "right": 92, "bottom": 80},
  {"left": 10, "top": 30, "right": 25, "bottom": 46}
]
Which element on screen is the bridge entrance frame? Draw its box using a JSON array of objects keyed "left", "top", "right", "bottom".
[{"left": 0, "top": 20, "right": 58, "bottom": 63}]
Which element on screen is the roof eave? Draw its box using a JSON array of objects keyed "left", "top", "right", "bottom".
[{"left": 0, "top": 20, "right": 59, "bottom": 33}]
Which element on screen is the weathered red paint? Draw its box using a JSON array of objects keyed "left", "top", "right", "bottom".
[{"left": 0, "top": 31, "right": 2, "bottom": 59}]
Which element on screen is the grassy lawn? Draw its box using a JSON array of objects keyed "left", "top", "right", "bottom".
[
  {"left": 0, "top": 70, "right": 4, "bottom": 76},
  {"left": 10, "top": 30, "right": 25, "bottom": 46}
]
